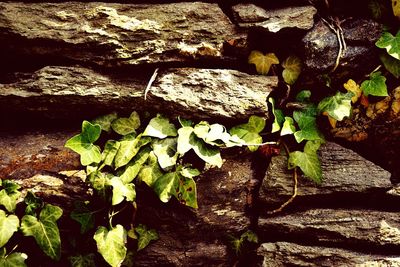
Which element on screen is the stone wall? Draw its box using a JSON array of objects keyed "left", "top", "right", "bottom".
[{"left": 1, "top": 1, "right": 399, "bottom": 266}]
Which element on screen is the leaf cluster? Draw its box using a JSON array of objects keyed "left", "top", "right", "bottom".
[
  {"left": 65, "top": 112, "right": 266, "bottom": 266},
  {"left": 0, "top": 180, "right": 62, "bottom": 266}
]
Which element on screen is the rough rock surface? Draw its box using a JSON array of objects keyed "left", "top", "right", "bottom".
[
  {"left": 259, "top": 209, "right": 400, "bottom": 248},
  {"left": 0, "top": 2, "right": 238, "bottom": 67},
  {"left": 302, "top": 19, "right": 382, "bottom": 74},
  {"left": 257, "top": 242, "right": 400, "bottom": 267},
  {"left": 232, "top": 4, "right": 317, "bottom": 33},
  {"left": 0, "top": 66, "right": 277, "bottom": 122},
  {"left": 260, "top": 142, "right": 391, "bottom": 205}
]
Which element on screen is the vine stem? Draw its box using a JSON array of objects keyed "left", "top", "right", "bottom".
[
  {"left": 144, "top": 68, "right": 159, "bottom": 100},
  {"left": 267, "top": 142, "right": 298, "bottom": 214}
]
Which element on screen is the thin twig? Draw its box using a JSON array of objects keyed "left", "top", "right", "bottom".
[
  {"left": 267, "top": 168, "right": 298, "bottom": 215},
  {"left": 267, "top": 142, "right": 298, "bottom": 214},
  {"left": 321, "top": 17, "right": 347, "bottom": 73},
  {"left": 144, "top": 68, "right": 159, "bottom": 100}
]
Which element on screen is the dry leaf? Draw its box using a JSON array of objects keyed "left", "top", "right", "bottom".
[{"left": 343, "top": 79, "right": 362, "bottom": 103}]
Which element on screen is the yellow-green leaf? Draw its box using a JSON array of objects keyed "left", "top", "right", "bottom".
[
  {"left": 393, "top": 0, "right": 400, "bottom": 17},
  {"left": 282, "top": 56, "right": 302, "bottom": 85},
  {"left": 248, "top": 51, "right": 279, "bottom": 75},
  {"left": 288, "top": 141, "right": 323, "bottom": 183},
  {"left": 94, "top": 225, "right": 127, "bottom": 267}
]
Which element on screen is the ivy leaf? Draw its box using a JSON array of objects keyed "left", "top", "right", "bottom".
[
  {"left": 189, "top": 134, "right": 223, "bottom": 167},
  {"left": 269, "top": 98, "right": 284, "bottom": 133},
  {"left": 292, "top": 103, "right": 324, "bottom": 143},
  {"left": 376, "top": 31, "right": 400, "bottom": 60},
  {"left": 282, "top": 55, "right": 302, "bottom": 85},
  {"left": 369, "top": 0, "right": 384, "bottom": 19},
  {"left": 241, "top": 230, "right": 258, "bottom": 244},
  {"left": 70, "top": 201, "right": 95, "bottom": 234},
  {"left": 94, "top": 225, "right": 127, "bottom": 267},
  {"left": 152, "top": 138, "right": 179, "bottom": 171},
  {"left": 0, "top": 248, "right": 27, "bottom": 267},
  {"left": 65, "top": 121, "right": 102, "bottom": 166},
  {"left": 393, "top": 0, "right": 400, "bottom": 17},
  {"left": 152, "top": 167, "right": 198, "bottom": 208},
  {"left": 192, "top": 122, "right": 231, "bottom": 146},
  {"left": 0, "top": 180, "right": 21, "bottom": 213},
  {"left": 92, "top": 112, "right": 118, "bottom": 132},
  {"left": 0, "top": 210, "right": 19, "bottom": 248},
  {"left": 343, "top": 79, "right": 362, "bottom": 103},
  {"left": 120, "top": 147, "right": 151, "bottom": 184},
  {"left": 137, "top": 152, "right": 164, "bottom": 187},
  {"left": 288, "top": 141, "right": 323, "bottom": 183},
  {"left": 229, "top": 115, "right": 266, "bottom": 151},
  {"left": 21, "top": 204, "right": 63, "bottom": 260},
  {"left": 317, "top": 92, "right": 353, "bottom": 121},
  {"left": 361, "top": 72, "right": 388, "bottom": 97},
  {"left": 111, "top": 111, "right": 140, "bottom": 136},
  {"left": 24, "top": 191, "right": 43, "bottom": 216},
  {"left": 69, "top": 253, "right": 96, "bottom": 267},
  {"left": 177, "top": 127, "right": 194, "bottom": 155},
  {"left": 114, "top": 134, "right": 151, "bottom": 169},
  {"left": 248, "top": 51, "right": 279, "bottom": 75},
  {"left": 102, "top": 140, "right": 121, "bottom": 167},
  {"left": 135, "top": 224, "right": 158, "bottom": 251},
  {"left": 296, "top": 90, "right": 312, "bottom": 102},
  {"left": 109, "top": 177, "right": 136, "bottom": 205},
  {"left": 88, "top": 171, "right": 110, "bottom": 195},
  {"left": 143, "top": 115, "right": 177, "bottom": 139},
  {"left": 280, "top": 117, "right": 296, "bottom": 136},
  {"left": 380, "top": 53, "right": 400, "bottom": 79},
  {"left": 178, "top": 117, "right": 193, "bottom": 127}
]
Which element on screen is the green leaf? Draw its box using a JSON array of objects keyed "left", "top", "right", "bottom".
[
  {"left": 376, "top": 31, "right": 400, "bottom": 60},
  {"left": 120, "top": 147, "right": 151, "bottom": 184},
  {"left": 178, "top": 117, "right": 193, "bottom": 127},
  {"left": 0, "top": 180, "right": 21, "bottom": 213},
  {"left": 269, "top": 98, "right": 284, "bottom": 133},
  {"left": 94, "top": 225, "right": 127, "bottom": 267},
  {"left": 361, "top": 72, "right": 388, "bottom": 97},
  {"left": 241, "top": 230, "right": 258, "bottom": 244},
  {"left": 189, "top": 134, "right": 223, "bottom": 167},
  {"left": 380, "top": 53, "right": 400, "bottom": 78},
  {"left": 69, "top": 253, "right": 96, "bottom": 267},
  {"left": 65, "top": 121, "right": 102, "bottom": 166},
  {"left": 0, "top": 210, "right": 19, "bottom": 248},
  {"left": 180, "top": 167, "right": 201, "bottom": 179},
  {"left": 317, "top": 92, "right": 353, "bottom": 121},
  {"left": 143, "top": 115, "right": 177, "bottom": 139},
  {"left": 88, "top": 171, "right": 110, "bottom": 195},
  {"left": 248, "top": 51, "right": 279, "bottom": 75},
  {"left": 102, "top": 140, "right": 121, "bottom": 167},
  {"left": 230, "top": 115, "right": 266, "bottom": 151},
  {"left": 135, "top": 224, "right": 158, "bottom": 251},
  {"left": 109, "top": 177, "right": 136, "bottom": 205},
  {"left": 177, "top": 127, "right": 194, "bottom": 155},
  {"left": 153, "top": 167, "right": 198, "bottom": 208},
  {"left": 288, "top": 141, "right": 323, "bottom": 183},
  {"left": 369, "top": 0, "right": 384, "bottom": 19},
  {"left": 296, "top": 90, "right": 312, "bottom": 102},
  {"left": 70, "top": 201, "right": 95, "bottom": 234},
  {"left": 293, "top": 105, "right": 324, "bottom": 143},
  {"left": 282, "top": 55, "right": 302, "bottom": 85},
  {"left": 280, "top": 117, "right": 296, "bottom": 136},
  {"left": 0, "top": 248, "right": 27, "bottom": 267},
  {"left": 92, "top": 112, "right": 118, "bottom": 132},
  {"left": 137, "top": 152, "right": 164, "bottom": 187},
  {"left": 114, "top": 134, "right": 151, "bottom": 169},
  {"left": 111, "top": 111, "right": 140, "bottom": 136},
  {"left": 24, "top": 191, "right": 43, "bottom": 216},
  {"left": 152, "top": 138, "right": 179, "bottom": 171},
  {"left": 21, "top": 204, "right": 63, "bottom": 260}
]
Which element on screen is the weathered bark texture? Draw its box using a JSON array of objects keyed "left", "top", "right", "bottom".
[
  {"left": 260, "top": 142, "right": 391, "bottom": 205},
  {"left": 258, "top": 242, "right": 400, "bottom": 267},
  {"left": 232, "top": 4, "right": 317, "bottom": 33},
  {"left": 0, "top": 2, "right": 239, "bottom": 67},
  {"left": 0, "top": 66, "right": 277, "bottom": 122}
]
